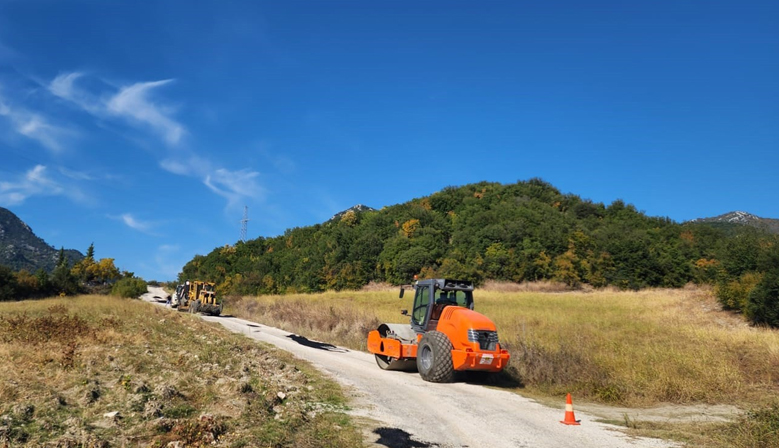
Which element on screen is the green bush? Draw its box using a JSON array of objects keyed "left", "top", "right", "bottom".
[
  {"left": 716, "top": 272, "right": 763, "bottom": 312},
  {"left": 746, "top": 269, "right": 779, "bottom": 327},
  {"left": 0, "top": 265, "right": 18, "bottom": 301},
  {"left": 724, "top": 402, "right": 779, "bottom": 447},
  {"left": 111, "top": 277, "right": 148, "bottom": 298}
]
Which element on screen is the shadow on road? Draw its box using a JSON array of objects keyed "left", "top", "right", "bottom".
[
  {"left": 459, "top": 369, "right": 524, "bottom": 388},
  {"left": 373, "top": 427, "right": 433, "bottom": 448},
  {"left": 286, "top": 334, "right": 349, "bottom": 353}
]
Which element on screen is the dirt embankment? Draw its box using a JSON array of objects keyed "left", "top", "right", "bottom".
[{"left": 0, "top": 295, "right": 363, "bottom": 447}]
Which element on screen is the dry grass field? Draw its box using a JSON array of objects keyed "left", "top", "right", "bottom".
[
  {"left": 0, "top": 296, "right": 363, "bottom": 448},
  {"left": 227, "top": 283, "right": 779, "bottom": 447}
]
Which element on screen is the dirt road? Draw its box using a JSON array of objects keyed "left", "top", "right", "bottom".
[{"left": 142, "top": 287, "right": 676, "bottom": 448}]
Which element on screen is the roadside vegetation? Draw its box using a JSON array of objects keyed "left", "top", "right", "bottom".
[
  {"left": 0, "top": 296, "right": 363, "bottom": 447},
  {"left": 1, "top": 244, "right": 141, "bottom": 301},
  {"left": 110, "top": 277, "right": 149, "bottom": 298},
  {"left": 227, "top": 283, "right": 779, "bottom": 447}
]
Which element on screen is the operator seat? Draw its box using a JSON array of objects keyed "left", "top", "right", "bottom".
[{"left": 428, "top": 292, "right": 457, "bottom": 330}]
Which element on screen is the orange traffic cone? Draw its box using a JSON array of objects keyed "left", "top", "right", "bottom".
[{"left": 560, "top": 393, "right": 581, "bottom": 425}]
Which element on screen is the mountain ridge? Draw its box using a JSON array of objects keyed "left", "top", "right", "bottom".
[
  {"left": 0, "top": 207, "right": 84, "bottom": 273},
  {"left": 690, "top": 211, "right": 779, "bottom": 234},
  {"left": 329, "top": 204, "right": 376, "bottom": 222}
]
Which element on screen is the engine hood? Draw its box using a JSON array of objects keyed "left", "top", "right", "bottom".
[{"left": 442, "top": 307, "right": 497, "bottom": 332}]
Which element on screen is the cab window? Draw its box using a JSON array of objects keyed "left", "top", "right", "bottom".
[
  {"left": 435, "top": 290, "right": 473, "bottom": 309},
  {"left": 412, "top": 286, "right": 430, "bottom": 326},
  {"left": 454, "top": 290, "right": 473, "bottom": 308}
]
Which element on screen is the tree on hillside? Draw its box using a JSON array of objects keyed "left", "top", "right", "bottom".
[
  {"left": 744, "top": 243, "right": 779, "bottom": 327},
  {"left": 51, "top": 247, "right": 79, "bottom": 295},
  {"left": 92, "top": 258, "right": 121, "bottom": 283},
  {"left": 70, "top": 243, "right": 120, "bottom": 286},
  {"left": 0, "top": 265, "right": 18, "bottom": 301},
  {"left": 746, "top": 269, "right": 779, "bottom": 327},
  {"left": 14, "top": 270, "right": 40, "bottom": 298},
  {"left": 71, "top": 243, "right": 97, "bottom": 283}
]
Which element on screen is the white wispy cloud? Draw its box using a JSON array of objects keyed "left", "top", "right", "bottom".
[
  {"left": 48, "top": 72, "right": 80, "bottom": 99},
  {"left": 204, "top": 168, "right": 263, "bottom": 207},
  {"left": 17, "top": 115, "right": 67, "bottom": 151},
  {"left": 57, "top": 166, "right": 121, "bottom": 182},
  {"left": 0, "top": 95, "right": 73, "bottom": 152},
  {"left": 0, "top": 165, "right": 87, "bottom": 206},
  {"left": 48, "top": 72, "right": 186, "bottom": 146},
  {"left": 159, "top": 158, "right": 190, "bottom": 176},
  {"left": 57, "top": 167, "right": 95, "bottom": 181},
  {"left": 107, "top": 80, "right": 185, "bottom": 145},
  {"left": 121, "top": 214, "right": 149, "bottom": 231},
  {"left": 159, "top": 153, "right": 210, "bottom": 176},
  {"left": 161, "top": 155, "right": 266, "bottom": 210},
  {"left": 113, "top": 213, "right": 155, "bottom": 234},
  {"left": 48, "top": 72, "right": 101, "bottom": 114},
  {"left": 47, "top": 72, "right": 265, "bottom": 210}
]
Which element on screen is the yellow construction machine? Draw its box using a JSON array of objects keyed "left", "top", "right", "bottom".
[{"left": 173, "top": 280, "right": 223, "bottom": 316}]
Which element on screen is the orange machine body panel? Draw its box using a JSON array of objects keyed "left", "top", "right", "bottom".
[
  {"left": 367, "top": 305, "right": 510, "bottom": 372},
  {"left": 367, "top": 330, "right": 418, "bottom": 359}
]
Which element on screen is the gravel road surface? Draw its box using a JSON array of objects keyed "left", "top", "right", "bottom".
[{"left": 142, "top": 287, "right": 677, "bottom": 448}]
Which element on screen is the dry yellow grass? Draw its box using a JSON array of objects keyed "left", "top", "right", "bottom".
[
  {"left": 227, "top": 285, "right": 779, "bottom": 447},
  {"left": 227, "top": 285, "right": 779, "bottom": 408},
  {"left": 0, "top": 296, "right": 363, "bottom": 447},
  {"left": 481, "top": 286, "right": 779, "bottom": 406}
]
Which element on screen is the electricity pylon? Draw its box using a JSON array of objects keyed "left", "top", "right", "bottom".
[{"left": 240, "top": 206, "right": 249, "bottom": 242}]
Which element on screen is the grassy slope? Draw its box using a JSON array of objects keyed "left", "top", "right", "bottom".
[
  {"left": 0, "top": 296, "right": 363, "bottom": 448},
  {"left": 227, "top": 285, "right": 779, "bottom": 447}
]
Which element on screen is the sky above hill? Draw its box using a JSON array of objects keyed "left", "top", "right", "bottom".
[{"left": 1, "top": 1, "right": 777, "bottom": 281}]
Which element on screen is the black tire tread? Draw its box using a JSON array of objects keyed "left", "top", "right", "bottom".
[{"left": 417, "top": 331, "right": 454, "bottom": 383}]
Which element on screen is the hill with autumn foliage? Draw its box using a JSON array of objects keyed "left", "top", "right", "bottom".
[{"left": 180, "top": 179, "right": 774, "bottom": 293}]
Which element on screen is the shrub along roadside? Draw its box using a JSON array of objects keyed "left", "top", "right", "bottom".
[
  {"left": 715, "top": 240, "right": 779, "bottom": 327},
  {"left": 711, "top": 402, "right": 779, "bottom": 448},
  {"left": 110, "top": 277, "right": 148, "bottom": 298},
  {"left": 745, "top": 269, "right": 779, "bottom": 328},
  {"left": 2, "top": 244, "right": 130, "bottom": 301}
]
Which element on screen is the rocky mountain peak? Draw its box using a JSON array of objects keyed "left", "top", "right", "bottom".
[
  {"left": 0, "top": 207, "right": 84, "bottom": 272},
  {"left": 329, "top": 204, "right": 376, "bottom": 222},
  {"left": 690, "top": 210, "right": 779, "bottom": 234}
]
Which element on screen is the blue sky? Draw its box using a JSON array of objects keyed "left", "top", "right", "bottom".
[{"left": 1, "top": 1, "right": 777, "bottom": 281}]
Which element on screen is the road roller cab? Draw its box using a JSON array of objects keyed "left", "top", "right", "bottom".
[{"left": 367, "top": 278, "right": 510, "bottom": 382}]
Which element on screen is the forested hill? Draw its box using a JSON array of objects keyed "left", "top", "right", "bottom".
[{"left": 180, "top": 179, "right": 778, "bottom": 295}]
